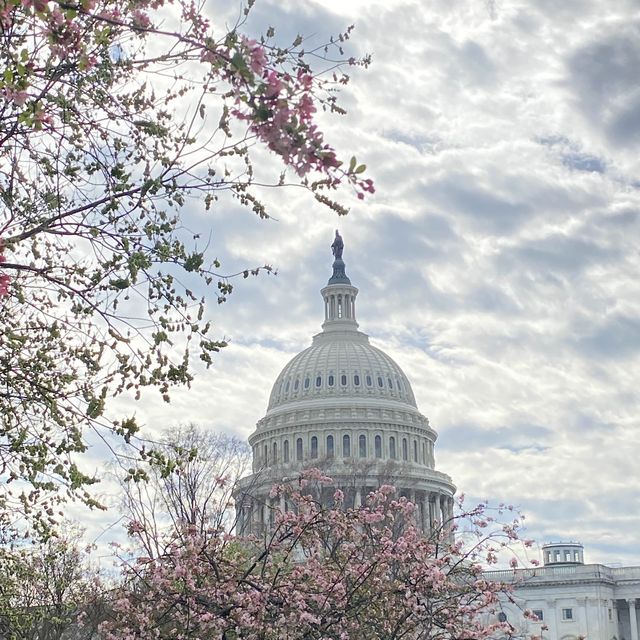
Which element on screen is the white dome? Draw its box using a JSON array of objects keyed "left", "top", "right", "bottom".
[{"left": 267, "top": 330, "right": 417, "bottom": 411}]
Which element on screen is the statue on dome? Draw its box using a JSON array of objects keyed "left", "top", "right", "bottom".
[{"left": 331, "top": 229, "right": 344, "bottom": 260}]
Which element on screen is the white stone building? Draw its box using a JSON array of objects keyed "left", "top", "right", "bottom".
[
  {"left": 235, "top": 233, "right": 455, "bottom": 535},
  {"left": 484, "top": 542, "right": 640, "bottom": 640}
]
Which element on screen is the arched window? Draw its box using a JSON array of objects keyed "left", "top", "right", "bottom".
[
  {"left": 311, "top": 436, "right": 318, "bottom": 459},
  {"left": 354, "top": 374, "right": 360, "bottom": 386},
  {"left": 296, "top": 438, "right": 303, "bottom": 461},
  {"left": 388, "top": 377, "right": 393, "bottom": 389},
  {"left": 341, "top": 374, "right": 347, "bottom": 386},
  {"left": 304, "top": 377, "right": 310, "bottom": 389},
  {"left": 264, "top": 444, "right": 268, "bottom": 464},
  {"left": 294, "top": 379, "right": 299, "bottom": 391},
  {"left": 389, "top": 436, "right": 396, "bottom": 459},
  {"left": 328, "top": 374, "right": 335, "bottom": 387},
  {"left": 316, "top": 375, "right": 322, "bottom": 387},
  {"left": 272, "top": 441, "right": 277, "bottom": 464},
  {"left": 283, "top": 440, "right": 290, "bottom": 463},
  {"left": 343, "top": 434, "right": 351, "bottom": 457},
  {"left": 413, "top": 440, "right": 418, "bottom": 462},
  {"left": 402, "top": 438, "right": 408, "bottom": 461},
  {"left": 377, "top": 376, "right": 384, "bottom": 388},
  {"left": 366, "top": 375, "right": 372, "bottom": 387},
  {"left": 326, "top": 435, "right": 334, "bottom": 458},
  {"left": 375, "top": 435, "right": 382, "bottom": 458},
  {"left": 359, "top": 434, "right": 367, "bottom": 458}
]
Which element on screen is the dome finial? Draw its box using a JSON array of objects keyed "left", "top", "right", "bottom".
[
  {"left": 328, "top": 229, "right": 350, "bottom": 285},
  {"left": 331, "top": 229, "right": 344, "bottom": 260}
]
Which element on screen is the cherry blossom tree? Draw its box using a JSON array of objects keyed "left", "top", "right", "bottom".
[
  {"left": 0, "top": 0, "right": 371, "bottom": 537},
  {"left": 103, "top": 472, "right": 531, "bottom": 640}
]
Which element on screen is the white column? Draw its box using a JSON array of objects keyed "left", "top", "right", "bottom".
[
  {"left": 422, "top": 494, "right": 429, "bottom": 533},
  {"left": 430, "top": 493, "right": 440, "bottom": 533},
  {"left": 628, "top": 599, "right": 638, "bottom": 640},
  {"left": 354, "top": 487, "right": 362, "bottom": 508}
]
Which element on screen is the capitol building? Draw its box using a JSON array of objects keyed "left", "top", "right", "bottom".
[{"left": 235, "top": 234, "right": 640, "bottom": 640}]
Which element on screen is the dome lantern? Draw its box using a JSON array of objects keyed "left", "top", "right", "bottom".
[{"left": 321, "top": 230, "right": 359, "bottom": 333}]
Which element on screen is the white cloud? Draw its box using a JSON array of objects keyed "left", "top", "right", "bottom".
[{"left": 75, "top": 0, "right": 640, "bottom": 567}]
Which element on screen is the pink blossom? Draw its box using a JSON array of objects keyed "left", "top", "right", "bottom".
[
  {"left": 243, "top": 37, "right": 268, "bottom": 75},
  {"left": 131, "top": 9, "right": 151, "bottom": 29}
]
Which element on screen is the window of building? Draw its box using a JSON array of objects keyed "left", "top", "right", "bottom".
[
  {"left": 532, "top": 610, "right": 544, "bottom": 622},
  {"left": 316, "top": 376, "right": 322, "bottom": 387},
  {"left": 388, "top": 377, "right": 393, "bottom": 389},
  {"left": 366, "top": 375, "right": 372, "bottom": 386},
  {"left": 326, "top": 435, "right": 334, "bottom": 458},
  {"left": 341, "top": 374, "right": 347, "bottom": 386},
  {"left": 285, "top": 380, "right": 290, "bottom": 392},
  {"left": 354, "top": 374, "right": 360, "bottom": 386},
  {"left": 272, "top": 441, "right": 277, "bottom": 464},
  {"left": 402, "top": 438, "right": 408, "bottom": 461},
  {"left": 555, "top": 550, "right": 560, "bottom": 562},
  {"left": 263, "top": 444, "right": 268, "bottom": 464},
  {"left": 311, "top": 436, "right": 318, "bottom": 459},
  {"left": 413, "top": 440, "right": 418, "bottom": 462},
  {"left": 304, "top": 377, "right": 310, "bottom": 389},
  {"left": 608, "top": 609, "right": 612, "bottom": 621},
  {"left": 296, "top": 438, "right": 303, "bottom": 461},
  {"left": 375, "top": 435, "right": 382, "bottom": 458},
  {"left": 283, "top": 440, "right": 289, "bottom": 463},
  {"left": 359, "top": 434, "right": 367, "bottom": 458},
  {"left": 565, "top": 550, "right": 571, "bottom": 562},
  {"left": 377, "top": 376, "right": 384, "bottom": 388},
  {"left": 328, "top": 374, "right": 334, "bottom": 387},
  {"left": 294, "top": 379, "right": 299, "bottom": 391},
  {"left": 343, "top": 434, "right": 351, "bottom": 457},
  {"left": 562, "top": 608, "right": 573, "bottom": 621},
  {"left": 389, "top": 436, "right": 396, "bottom": 459},
  {"left": 574, "top": 551, "right": 580, "bottom": 562}
]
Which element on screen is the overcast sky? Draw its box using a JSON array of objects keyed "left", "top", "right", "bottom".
[{"left": 86, "top": 0, "right": 640, "bottom": 566}]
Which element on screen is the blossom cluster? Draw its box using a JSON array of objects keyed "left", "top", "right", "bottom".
[{"left": 1, "top": 0, "right": 373, "bottom": 199}]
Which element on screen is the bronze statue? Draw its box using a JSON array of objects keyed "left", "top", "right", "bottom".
[{"left": 331, "top": 229, "right": 344, "bottom": 260}]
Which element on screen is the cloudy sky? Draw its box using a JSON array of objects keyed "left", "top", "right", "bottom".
[{"left": 87, "top": 0, "right": 640, "bottom": 566}]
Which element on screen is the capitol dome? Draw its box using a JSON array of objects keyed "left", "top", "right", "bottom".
[
  {"left": 267, "top": 330, "right": 418, "bottom": 411},
  {"left": 235, "top": 232, "right": 455, "bottom": 536}
]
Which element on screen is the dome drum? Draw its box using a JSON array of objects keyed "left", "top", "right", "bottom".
[{"left": 249, "top": 426, "right": 437, "bottom": 474}]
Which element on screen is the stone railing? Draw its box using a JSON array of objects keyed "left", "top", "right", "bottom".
[{"left": 485, "top": 563, "right": 640, "bottom": 585}]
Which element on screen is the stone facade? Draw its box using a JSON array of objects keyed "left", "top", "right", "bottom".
[{"left": 486, "top": 543, "right": 640, "bottom": 640}]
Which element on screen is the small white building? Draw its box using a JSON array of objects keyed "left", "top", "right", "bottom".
[{"left": 486, "top": 542, "right": 640, "bottom": 640}]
